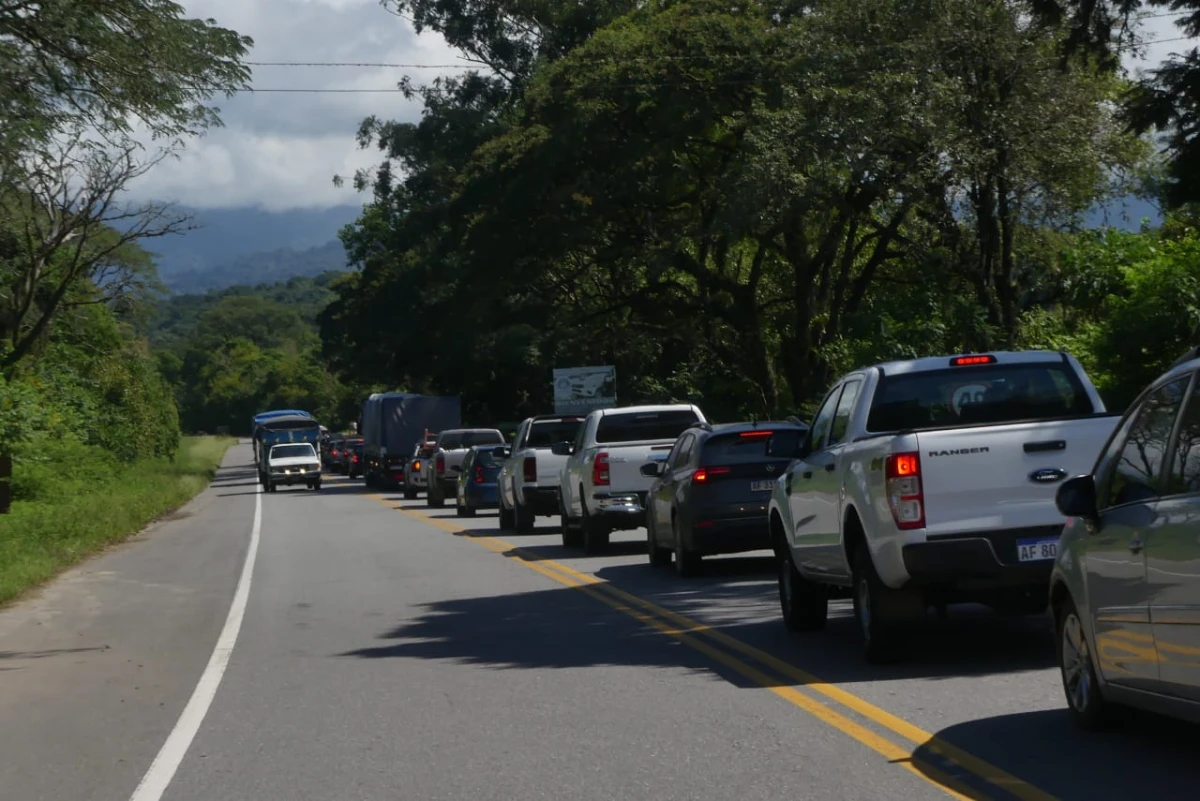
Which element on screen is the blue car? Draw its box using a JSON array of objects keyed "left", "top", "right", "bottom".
[{"left": 456, "top": 444, "right": 511, "bottom": 517}]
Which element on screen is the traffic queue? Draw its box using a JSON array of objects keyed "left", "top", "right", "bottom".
[{"left": 315, "top": 347, "right": 1200, "bottom": 732}]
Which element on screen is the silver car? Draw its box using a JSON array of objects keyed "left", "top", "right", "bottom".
[{"left": 1052, "top": 347, "right": 1200, "bottom": 729}]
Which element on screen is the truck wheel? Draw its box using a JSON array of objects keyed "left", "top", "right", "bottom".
[
  {"left": 647, "top": 516, "right": 671, "bottom": 567},
  {"left": 513, "top": 499, "right": 534, "bottom": 533},
  {"left": 580, "top": 501, "right": 608, "bottom": 554},
  {"left": 778, "top": 545, "right": 827, "bottom": 631},
  {"left": 461, "top": 504, "right": 475, "bottom": 518},
  {"left": 498, "top": 504, "right": 514, "bottom": 530},
  {"left": 365, "top": 471, "right": 376, "bottom": 489},
  {"left": 559, "top": 498, "right": 583, "bottom": 549},
  {"left": 427, "top": 484, "right": 444, "bottom": 508},
  {"left": 313, "top": 480, "right": 321, "bottom": 491},
  {"left": 852, "top": 547, "right": 903, "bottom": 664},
  {"left": 404, "top": 487, "right": 418, "bottom": 500}
]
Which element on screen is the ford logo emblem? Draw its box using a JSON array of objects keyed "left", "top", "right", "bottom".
[{"left": 1029, "top": 468, "right": 1067, "bottom": 484}]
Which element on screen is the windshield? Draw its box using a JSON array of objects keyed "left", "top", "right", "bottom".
[
  {"left": 865, "top": 363, "right": 1095, "bottom": 432},
  {"left": 526, "top": 418, "right": 584, "bottom": 448},
  {"left": 595, "top": 409, "right": 699, "bottom": 444},
  {"left": 701, "top": 430, "right": 794, "bottom": 464},
  {"left": 471, "top": 448, "right": 504, "bottom": 467},
  {"left": 439, "top": 430, "right": 504, "bottom": 449},
  {"left": 271, "top": 444, "right": 316, "bottom": 459}
]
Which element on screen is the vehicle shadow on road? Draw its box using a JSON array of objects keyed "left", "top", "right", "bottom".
[
  {"left": 913, "top": 707, "right": 1200, "bottom": 800},
  {"left": 336, "top": 584, "right": 760, "bottom": 689}
]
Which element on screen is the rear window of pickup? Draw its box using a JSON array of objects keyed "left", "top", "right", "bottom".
[
  {"left": 439, "top": 431, "right": 504, "bottom": 449},
  {"left": 595, "top": 410, "right": 699, "bottom": 444},
  {"left": 866, "top": 363, "right": 1095, "bottom": 432}
]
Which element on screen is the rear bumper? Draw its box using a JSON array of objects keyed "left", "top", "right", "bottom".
[
  {"left": 901, "top": 525, "right": 1063, "bottom": 591},
  {"left": 685, "top": 517, "right": 771, "bottom": 555},
  {"left": 590, "top": 491, "right": 648, "bottom": 530},
  {"left": 519, "top": 486, "right": 560, "bottom": 515},
  {"left": 463, "top": 485, "right": 500, "bottom": 508}
]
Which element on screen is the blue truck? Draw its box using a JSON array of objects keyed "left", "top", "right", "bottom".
[
  {"left": 253, "top": 410, "right": 321, "bottom": 486},
  {"left": 361, "top": 393, "right": 461, "bottom": 490}
]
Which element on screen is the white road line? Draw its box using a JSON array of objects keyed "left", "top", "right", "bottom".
[{"left": 128, "top": 485, "right": 263, "bottom": 801}]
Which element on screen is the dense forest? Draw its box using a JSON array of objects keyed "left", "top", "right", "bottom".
[
  {"left": 309, "top": 0, "right": 1200, "bottom": 425},
  {"left": 9, "top": 0, "right": 1200, "bottom": 454}
]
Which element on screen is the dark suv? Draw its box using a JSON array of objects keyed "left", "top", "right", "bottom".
[{"left": 641, "top": 420, "right": 809, "bottom": 576}]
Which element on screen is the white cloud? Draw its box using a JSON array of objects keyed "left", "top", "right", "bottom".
[
  {"left": 124, "top": 0, "right": 467, "bottom": 212},
  {"left": 126, "top": 1, "right": 1197, "bottom": 212}
]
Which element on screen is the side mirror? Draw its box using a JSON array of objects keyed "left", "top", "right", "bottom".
[
  {"left": 1056, "top": 475, "right": 1098, "bottom": 520},
  {"left": 493, "top": 446, "right": 511, "bottom": 458},
  {"left": 550, "top": 441, "right": 574, "bottom": 456},
  {"left": 640, "top": 461, "right": 664, "bottom": 478}
]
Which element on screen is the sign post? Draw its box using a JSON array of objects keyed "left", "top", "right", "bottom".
[{"left": 553, "top": 366, "right": 617, "bottom": 415}]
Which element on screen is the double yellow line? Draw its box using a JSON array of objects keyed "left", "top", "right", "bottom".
[{"left": 376, "top": 497, "right": 1060, "bottom": 801}]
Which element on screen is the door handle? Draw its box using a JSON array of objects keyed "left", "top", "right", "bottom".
[
  {"left": 802, "top": 471, "right": 813, "bottom": 479},
  {"left": 824, "top": 463, "right": 835, "bottom": 472},
  {"left": 785, "top": 474, "right": 793, "bottom": 494},
  {"left": 1129, "top": 537, "right": 1144, "bottom": 554}
]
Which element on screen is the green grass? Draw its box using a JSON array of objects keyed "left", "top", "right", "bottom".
[{"left": 0, "top": 435, "right": 236, "bottom": 606}]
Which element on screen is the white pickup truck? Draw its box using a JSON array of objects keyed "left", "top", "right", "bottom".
[
  {"left": 498, "top": 414, "right": 585, "bottom": 532},
  {"left": 767, "top": 350, "right": 1121, "bottom": 663},
  {"left": 555, "top": 404, "right": 706, "bottom": 552},
  {"left": 424, "top": 428, "right": 506, "bottom": 507}
]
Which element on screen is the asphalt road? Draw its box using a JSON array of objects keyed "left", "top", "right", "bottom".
[{"left": 3, "top": 442, "right": 1200, "bottom": 801}]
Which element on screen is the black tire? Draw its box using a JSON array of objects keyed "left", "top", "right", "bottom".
[
  {"left": 313, "top": 481, "right": 321, "bottom": 491},
  {"left": 513, "top": 499, "right": 534, "bottom": 533},
  {"left": 560, "top": 497, "right": 583, "bottom": 549},
  {"left": 1056, "top": 595, "right": 1109, "bottom": 730},
  {"left": 777, "top": 544, "right": 827, "bottom": 631},
  {"left": 498, "top": 504, "right": 515, "bottom": 530},
  {"left": 427, "top": 482, "right": 445, "bottom": 508},
  {"left": 647, "top": 515, "right": 671, "bottom": 567},
  {"left": 852, "top": 547, "right": 903, "bottom": 664},
  {"left": 266, "top": 482, "right": 276, "bottom": 493},
  {"left": 673, "top": 518, "right": 701, "bottom": 577},
  {"left": 461, "top": 505, "right": 476, "bottom": 518},
  {"left": 580, "top": 498, "right": 608, "bottom": 554},
  {"left": 404, "top": 487, "right": 418, "bottom": 500},
  {"left": 455, "top": 503, "right": 466, "bottom": 517},
  {"left": 365, "top": 471, "right": 376, "bottom": 489}
]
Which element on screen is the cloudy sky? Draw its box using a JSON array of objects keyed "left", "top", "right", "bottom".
[{"left": 124, "top": 1, "right": 1198, "bottom": 213}]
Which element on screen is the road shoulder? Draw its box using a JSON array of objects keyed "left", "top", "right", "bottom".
[{"left": 0, "top": 444, "right": 258, "bottom": 801}]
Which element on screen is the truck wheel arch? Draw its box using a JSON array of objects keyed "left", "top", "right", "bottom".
[
  {"left": 842, "top": 507, "right": 866, "bottom": 568},
  {"left": 769, "top": 510, "right": 787, "bottom": 556}
]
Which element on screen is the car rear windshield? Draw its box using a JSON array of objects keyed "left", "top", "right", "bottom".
[
  {"left": 595, "top": 410, "right": 699, "bottom": 443},
  {"left": 526, "top": 418, "right": 584, "bottom": 448},
  {"left": 866, "top": 363, "right": 1096, "bottom": 432},
  {"left": 472, "top": 448, "right": 504, "bottom": 467},
  {"left": 439, "top": 430, "right": 504, "bottom": 449},
  {"left": 701, "top": 430, "right": 794, "bottom": 464},
  {"left": 272, "top": 444, "right": 315, "bottom": 459}
]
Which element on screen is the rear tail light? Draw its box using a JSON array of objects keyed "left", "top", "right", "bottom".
[
  {"left": 475, "top": 464, "right": 485, "bottom": 484},
  {"left": 885, "top": 451, "right": 924, "bottom": 529},
  {"left": 436, "top": 454, "right": 445, "bottom": 475},
  {"left": 593, "top": 452, "right": 610, "bottom": 486},
  {"left": 353, "top": 454, "right": 360, "bottom": 463},
  {"left": 523, "top": 456, "right": 536, "bottom": 482},
  {"left": 693, "top": 467, "right": 731, "bottom": 484}
]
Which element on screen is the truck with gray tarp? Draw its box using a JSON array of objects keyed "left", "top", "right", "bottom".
[{"left": 361, "top": 393, "right": 462, "bottom": 490}]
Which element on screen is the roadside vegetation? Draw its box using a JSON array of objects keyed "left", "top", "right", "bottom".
[{"left": 0, "top": 435, "right": 234, "bottom": 605}]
